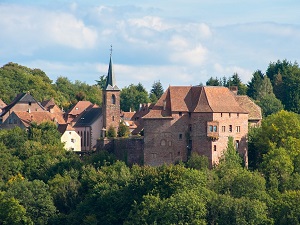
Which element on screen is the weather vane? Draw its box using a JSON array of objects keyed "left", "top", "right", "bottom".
[{"left": 110, "top": 44, "right": 113, "bottom": 56}]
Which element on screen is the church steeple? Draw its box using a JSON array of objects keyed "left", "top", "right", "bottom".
[{"left": 105, "top": 45, "right": 119, "bottom": 90}]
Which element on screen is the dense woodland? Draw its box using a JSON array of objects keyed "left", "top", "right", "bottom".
[{"left": 1, "top": 60, "right": 300, "bottom": 224}]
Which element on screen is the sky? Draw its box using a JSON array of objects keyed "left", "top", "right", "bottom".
[{"left": 1, "top": 0, "right": 300, "bottom": 91}]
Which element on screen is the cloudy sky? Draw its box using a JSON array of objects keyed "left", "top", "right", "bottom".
[{"left": 1, "top": 0, "right": 299, "bottom": 91}]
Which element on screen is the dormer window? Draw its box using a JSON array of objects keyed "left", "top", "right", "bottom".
[
  {"left": 179, "top": 112, "right": 182, "bottom": 116},
  {"left": 28, "top": 102, "right": 31, "bottom": 106}
]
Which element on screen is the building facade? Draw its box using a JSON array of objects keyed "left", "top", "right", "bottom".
[{"left": 143, "top": 86, "right": 255, "bottom": 167}]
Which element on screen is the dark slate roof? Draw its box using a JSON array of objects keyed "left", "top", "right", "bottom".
[
  {"left": 0, "top": 93, "right": 44, "bottom": 117},
  {"left": 105, "top": 55, "right": 119, "bottom": 90},
  {"left": 74, "top": 108, "right": 102, "bottom": 127}
]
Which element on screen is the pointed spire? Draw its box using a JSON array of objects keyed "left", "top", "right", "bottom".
[{"left": 105, "top": 45, "right": 119, "bottom": 90}]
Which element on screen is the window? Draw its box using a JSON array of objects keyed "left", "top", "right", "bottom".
[
  {"left": 237, "top": 113, "right": 239, "bottom": 118},
  {"left": 28, "top": 102, "right": 31, "bottom": 106},
  {"left": 189, "top": 124, "right": 192, "bottom": 132},
  {"left": 9, "top": 119, "right": 12, "bottom": 124},
  {"left": 209, "top": 125, "right": 213, "bottom": 132},
  {"left": 84, "top": 131, "right": 86, "bottom": 147},
  {"left": 161, "top": 139, "right": 166, "bottom": 146},
  {"left": 87, "top": 131, "right": 89, "bottom": 146},
  {"left": 229, "top": 125, "right": 232, "bottom": 132},
  {"left": 213, "top": 125, "right": 217, "bottom": 132},
  {"left": 71, "top": 138, "right": 75, "bottom": 143},
  {"left": 177, "top": 151, "right": 181, "bottom": 156},
  {"left": 179, "top": 112, "right": 182, "bottom": 116},
  {"left": 13, "top": 119, "right": 17, "bottom": 124},
  {"left": 236, "top": 126, "right": 241, "bottom": 133},
  {"left": 179, "top": 133, "right": 183, "bottom": 139},
  {"left": 236, "top": 140, "right": 240, "bottom": 149},
  {"left": 188, "top": 112, "right": 191, "bottom": 118},
  {"left": 112, "top": 116, "right": 115, "bottom": 121},
  {"left": 222, "top": 126, "right": 226, "bottom": 132},
  {"left": 111, "top": 94, "right": 116, "bottom": 104},
  {"left": 221, "top": 113, "right": 223, "bottom": 117},
  {"left": 168, "top": 141, "right": 172, "bottom": 146},
  {"left": 229, "top": 113, "right": 231, "bottom": 118},
  {"left": 151, "top": 153, "right": 157, "bottom": 159},
  {"left": 69, "top": 132, "right": 72, "bottom": 135},
  {"left": 214, "top": 145, "right": 217, "bottom": 151}
]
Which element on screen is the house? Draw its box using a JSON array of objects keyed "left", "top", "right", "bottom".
[
  {"left": 0, "top": 93, "right": 45, "bottom": 125},
  {"left": 73, "top": 107, "right": 102, "bottom": 151},
  {"left": 41, "top": 98, "right": 64, "bottom": 114},
  {"left": 64, "top": 101, "right": 94, "bottom": 124},
  {"left": 142, "top": 85, "right": 260, "bottom": 167},
  {"left": 1, "top": 111, "right": 66, "bottom": 129},
  {"left": 58, "top": 124, "right": 81, "bottom": 151}
]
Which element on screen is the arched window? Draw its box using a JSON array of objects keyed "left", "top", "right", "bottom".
[{"left": 111, "top": 94, "right": 116, "bottom": 104}]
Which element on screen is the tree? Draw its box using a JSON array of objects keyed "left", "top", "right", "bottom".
[
  {"left": 247, "top": 70, "right": 264, "bottom": 99},
  {"left": 255, "top": 76, "right": 283, "bottom": 117},
  {"left": 186, "top": 153, "right": 209, "bottom": 170},
  {"left": 206, "top": 77, "right": 221, "bottom": 86},
  {"left": 0, "top": 192, "right": 33, "bottom": 225},
  {"left": 117, "top": 122, "right": 130, "bottom": 138},
  {"left": 149, "top": 80, "right": 164, "bottom": 103},
  {"left": 120, "top": 83, "right": 149, "bottom": 111},
  {"left": 96, "top": 75, "right": 107, "bottom": 90},
  {"left": 227, "top": 73, "right": 247, "bottom": 95},
  {"left": 266, "top": 60, "right": 300, "bottom": 113},
  {"left": 5, "top": 178, "right": 57, "bottom": 225},
  {"left": 106, "top": 125, "right": 117, "bottom": 138}
]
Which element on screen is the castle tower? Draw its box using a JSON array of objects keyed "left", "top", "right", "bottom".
[{"left": 102, "top": 47, "right": 120, "bottom": 135}]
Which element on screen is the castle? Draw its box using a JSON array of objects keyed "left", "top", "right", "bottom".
[{"left": 0, "top": 53, "right": 262, "bottom": 167}]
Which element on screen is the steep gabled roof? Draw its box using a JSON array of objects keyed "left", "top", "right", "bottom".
[
  {"left": 74, "top": 107, "right": 102, "bottom": 127},
  {"left": 143, "top": 85, "right": 248, "bottom": 120},
  {"left": 204, "top": 86, "right": 247, "bottom": 113},
  {"left": 67, "top": 101, "right": 93, "bottom": 116},
  {"left": 0, "top": 93, "right": 45, "bottom": 117}
]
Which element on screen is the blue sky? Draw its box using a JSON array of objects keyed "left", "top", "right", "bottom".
[{"left": 1, "top": 1, "right": 300, "bottom": 91}]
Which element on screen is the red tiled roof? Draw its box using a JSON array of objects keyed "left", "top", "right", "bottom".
[
  {"left": 235, "top": 95, "right": 262, "bottom": 120},
  {"left": 58, "top": 124, "right": 75, "bottom": 134},
  {"left": 67, "top": 101, "right": 93, "bottom": 116},
  {"left": 143, "top": 85, "right": 248, "bottom": 119},
  {"left": 203, "top": 86, "right": 247, "bottom": 113},
  {"left": 0, "top": 99, "right": 6, "bottom": 108},
  {"left": 14, "top": 111, "right": 66, "bottom": 127}
]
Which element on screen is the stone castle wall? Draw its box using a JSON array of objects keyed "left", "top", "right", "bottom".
[{"left": 97, "top": 137, "right": 144, "bottom": 166}]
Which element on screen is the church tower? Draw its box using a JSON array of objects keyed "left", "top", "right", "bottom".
[{"left": 102, "top": 47, "right": 120, "bottom": 135}]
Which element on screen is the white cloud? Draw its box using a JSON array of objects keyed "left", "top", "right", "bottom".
[
  {"left": 213, "top": 63, "right": 253, "bottom": 83},
  {"left": 0, "top": 4, "right": 98, "bottom": 53},
  {"left": 128, "top": 16, "right": 170, "bottom": 31}
]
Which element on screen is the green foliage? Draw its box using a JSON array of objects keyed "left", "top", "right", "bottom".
[
  {"left": 106, "top": 125, "right": 117, "bottom": 138},
  {"left": 247, "top": 70, "right": 264, "bottom": 99},
  {"left": 0, "top": 192, "right": 33, "bottom": 225},
  {"left": 120, "top": 83, "right": 149, "bottom": 111},
  {"left": 5, "top": 178, "right": 56, "bottom": 225},
  {"left": 95, "top": 74, "right": 107, "bottom": 90},
  {"left": 149, "top": 80, "right": 164, "bottom": 103},
  {"left": 186, "top": 153, "right": 209, "bottom": 170},
  {"left": 117, "top": 122, "right": 130, "bottom": 137},
  {"left": 266, "top": 59, "right": 300, "bottom": 113}
]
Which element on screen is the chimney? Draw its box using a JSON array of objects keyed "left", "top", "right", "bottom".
[{"left": 229, "top": 86, "right": 238, "bottom": 95}]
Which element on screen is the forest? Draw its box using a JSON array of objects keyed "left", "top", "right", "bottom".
[{"left": 1, "top": 60, "right": 300, "bottom": 224}]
